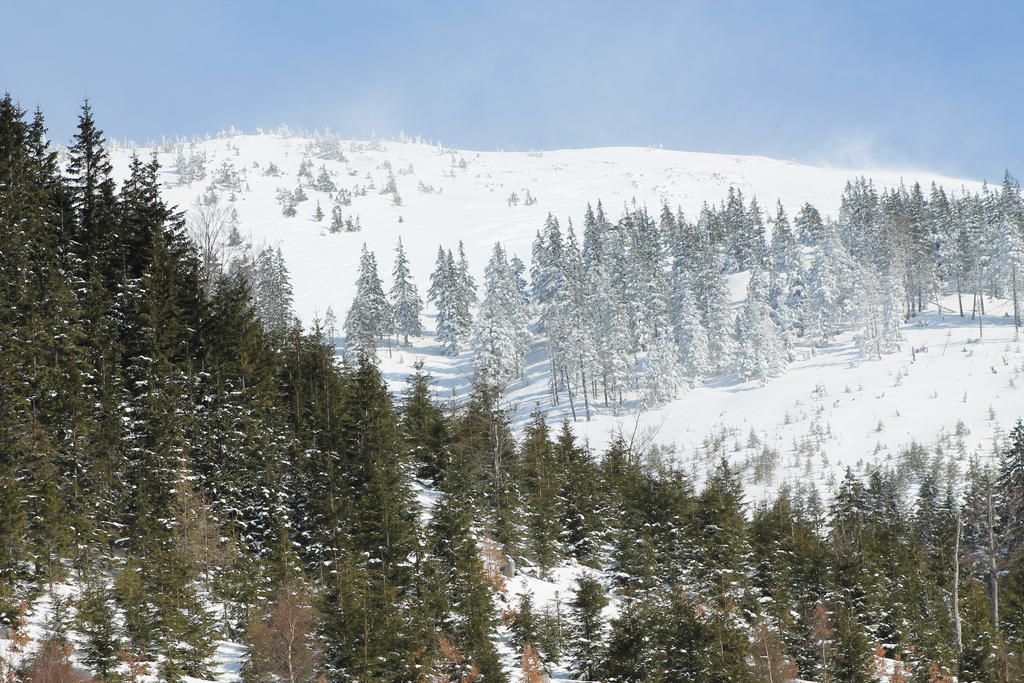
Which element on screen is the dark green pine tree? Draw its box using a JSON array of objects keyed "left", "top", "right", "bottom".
[
  {"left": 0, "top": 94, "right": 87, "bottom": 607},
  {"left": 996, "top": 420, "right": 1024, "bottom": 660},
  {"left": 957, "top": 571, "right": 1003, "bottom": 681},
  {"left": 75, "top": 578, "right": 122, "bottom": 680},
  {"left": 66, "top": 99, "right": 118, "bottom": 283},
  {"left": 191, "top": 273, "right": 296, "bottom": 599},
  {"left": 122, "top": 366, "right": 218, "bottom": 679},
  {"left": 400, "top": 360, "right": 451, "bottom": 483},
  {"left": 0, "top": 95, "right": 32, "bottom": 625},
  {"left": 694, "top": 459, "right": 750, "bottom": 604},
  {"left": 319, "top": 360, "right": 426, "bottom": 680},
  {"left": 518, "top": 408, "right": 564, "bottom": 576},
  {"left": 825, "top": 469, "right": 874, "bottom": 682},
  {"left": 658, "top": 585, "right": 755, "bottom": 682},
  {"left": 860, "top": 469, "right": 921, "bottom": 653},
  {"left": 450, "top": 379, "right": 521, "bottom": 556},
  {"left": 601, "top": 593, "right": 659, "bottom": 681},
  {"left": 641, "top": 466, "right": 697, "bottom": 586},
  {"left": 0, "top": 463, "right": 25, "bottom": 626},
  {"left": 998, "top": 421, "right": 1024, "bottom": 558},
  {"left": 510, "top": 591, "right": 538, "bottom": 656},
  {"left": 603, "top": 438, "right": 660, "bottom": 595},
  {"left": 115, "top": 210, "right": 217, "bottom": 676},
  {"left": 827, "top": 601, "right": 874, "bottom": 683},
  {"left": 428, "top": 448, "right": 506, "bottom": 681},
  {"left": 567, "top": 573, "right": 607, "bottom": 681},
  {"left": 749, "top": 490, "right": 812, "bottom": 674},
  {"left": 555, "top": 420, "right": 604, "bottom": 565}
]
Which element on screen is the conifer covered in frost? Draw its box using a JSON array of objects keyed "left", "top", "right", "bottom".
[
  {"left": 672, "top": 283, "right": 711, "bottom": 381},
  {"left": 794, "top": 202, "right": 826, "bottom": 247},
  {"left": 736, "top": 268, "right": 787, "bottom": 381},
  {"left": 427, "top": 247, "right": 454, "bottom": 350},
  {"left": 669, "top": 211, "right": 711, "bottom": 380},
  {"left": 853, "top": 267, "right": 904, "bottom": 359},
  {"left": 587, "top": 262, "right": 633, "bottom": 406},
  {"left": 805, "top": 221, "right": 856, "bottom": 344},
  {"left": 745, "top": 196, "right": 769, "bottom": 268},
  {"left": 251, "top": 246, "right": 294, "bottom": 336},
  {"left": 580, "top": 207, "right": 634, "bottom": 405},
  {"left": 623, "top": 206, "right": 670, "bottom": 351},
  {"left": 428, "top": 248, "right": 459, "bottom": 355},
  {"left": 548, "top": 224, "right": 599, "bottom": 415},
  {"left": 454, "top": 241, "right": 477, "bottom": 336},
  {"left": 428, "top": 245, "right": 475, "bottom": 355},
  {"left": 693, "top": 206, "right": 736, "bottom": 371},
  {"left": 473, "top": 243, "right": 530, "bottom": 387},
  {"left": 531, "top": 214, "right": 564, "bottom": 330},
  {"left": 767, "top": 200, "right": 805, "bottom": 340},
  {"left": 642, "top": 330, "right": 686, "bottom": 405},
  {"left": 329, "top": 203, "right": 345, "bottom": 233},
  {"left": 389, "top": 237, "right": 422, "bottom": 345},
  {"left": 345, "top": 245, "right": 393, "bottom": 358},
  {"left": 509, "top": 254, "right": 529, "bottom": 304},
  {"left": 994, "top": 171, "right": 1024, "bottom": 329}
]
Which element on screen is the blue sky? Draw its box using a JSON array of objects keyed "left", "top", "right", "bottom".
[{"left": 2, "top": 0, "right": 1022, "bottom": 179}]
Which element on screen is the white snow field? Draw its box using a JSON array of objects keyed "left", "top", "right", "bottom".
[{"left": 108, "top": 130, "right": 1013, "bottom": 485}]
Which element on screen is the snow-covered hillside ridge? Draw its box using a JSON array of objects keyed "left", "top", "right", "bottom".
[
  {"left": 107, "top": 129, "right": 1019, "bottom": 494},
  {"left": 110, "top": 129, "right": 983, "bottom": 324}
]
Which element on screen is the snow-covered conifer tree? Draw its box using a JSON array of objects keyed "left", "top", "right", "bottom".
[
  {"left": 251, "top": 246, "right": 294, "bottom": 336},
  {"left": 454, "top": 241, "right": 477, "bottom": 337},
  {"left": 853, "top": 267, "right": 904, "bottom": 360},
  {"left": 723, "top": 186, "right": 749, "bottom": 271},
  {"left": 531, "top": 214, "right": 564, "bottom": 329},
  {"left": 345, "top": 245, "right": 394, "bottom": 358},
  {"left": 995, "top": 172, "right": 1024, "bottom": 331},
  {"left": 473, "top": 244, "right": 530, "bottom": 388},
  {"left": 548, "top": 225, "right": 598, "bottom": 418},
  {"left": 671, "top": 282, "right": 710, "bottom": 381},
  {"left": 428, "top": 247, "right": 460, "bottom": 355},
  {"left": 329, "top": 203, "right": 344, "bottom": 233},
  {"left": 805, "top": 221, "right": 856, "bottom": 344},
  {"left": 794, "top": 202, "right": 826, "bottom": 247},
  {"left": 736, "top": 268, "right": 787, "bottom": 381},
  {"left": 693, "top": 206, "right": 736, "bottom": 372},
  {"left": 642, "top": 330, "right": 686, "bottom": 406},
  {"left": 623, "top": 206, "right": 670, "bottom": 351},
  {"left": 389, "top": 237, "right": 422, "bottom": 345},
  {"left": 767, "top": 201, "right": 805, "bottom": 339},
  {"left": 745, "top": 196, "right": 769, "bottom": 269},
  {"left": 509, "top": 254, "right": 529, "bottom": 305}
]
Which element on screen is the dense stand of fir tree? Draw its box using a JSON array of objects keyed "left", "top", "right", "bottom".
[
  {"left": 0, "top": 96, "right": 503, "bottom": 681},
  {"left": 3, "top": 96, "right": 1024, "bottom": 682},
  {"left": 342, "top": 170, "right": 1024, "bottom": 412}
]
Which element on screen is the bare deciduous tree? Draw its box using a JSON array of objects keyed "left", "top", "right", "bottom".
[
  {"left": 243, "top": 582, "right": 322, "bottom": 683},
  {"left": 751, "top": 622, "right": 797, "bottom": 683},
  {"left": 23, "top": 639, "right": 87, "bottom": 683},
  {"left": 186, "top": 199, "right": 232, "bottom": 296},
  {"left": 520, "top": 644, "right": 544, "bottom": 683}
]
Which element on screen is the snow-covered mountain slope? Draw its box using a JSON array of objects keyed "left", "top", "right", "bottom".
[
  {"left": 110, "top": 131, "right": 1014, "bottom": 495},
  {"left": 114, "top": 131, "right": 981, "bottom": 325}
]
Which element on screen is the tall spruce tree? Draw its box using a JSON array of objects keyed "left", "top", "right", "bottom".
[
  {"left": 389, "top": 237, "right": 423, "bottom": 345},
  {"left": 345, "top": 244, "right": 393, "bottom": 358}
]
